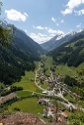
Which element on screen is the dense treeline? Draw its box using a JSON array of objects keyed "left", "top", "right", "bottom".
[
  {"left": 0, "top": 97, "right": 18, "bottom": 112},
  {"left": 0, "top": 4, "right": 42, "bottom": 85},
  {"left": 1, "top": 86, "right": 23, "bottom": 96},
  {"left": 64, "top": 75, "right": 84, "bottom": 87},
  {"left": 0, "top": 24, "right": 43, "bottom": 85},
  {"left": 69, "top": 110, "right": 84, "bottom": 125},
  {"left": 0, "top": 26, "right": 11, "bottom": 46},
  {"left": 49, "top": 35, "right": 84, "bottom": 67},
  {"left": 64, "top": 75, "right": 84, "bottom": 99},
  {"left": 0, "top": 43, "right": 36, "bottom": 84}
]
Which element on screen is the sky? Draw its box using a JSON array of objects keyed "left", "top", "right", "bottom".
[{"left": 0, "top": 0, "right": 84, "bottom": 44}]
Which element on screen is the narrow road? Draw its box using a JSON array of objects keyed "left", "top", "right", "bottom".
[{"left": 34, "top": 64, "right": 84, "bottom": 112}]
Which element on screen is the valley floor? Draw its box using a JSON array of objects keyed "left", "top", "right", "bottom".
[{"left": 0, "top": 57, "right": 84, "bottom": 125}]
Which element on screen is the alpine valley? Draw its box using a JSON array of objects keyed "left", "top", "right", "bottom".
[{"left": 0, "top": 21, "right": 84, "bottom": 125}]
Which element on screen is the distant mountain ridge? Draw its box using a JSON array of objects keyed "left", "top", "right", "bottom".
[
  {"left": 49, "top": 34, "right": 84, "bottom": 67},
  {"left": 0, "top": 22, "right": 43, "bottom": 84},
  {"left": 40, "top": 29, "right": 84, "bottom": 52}
]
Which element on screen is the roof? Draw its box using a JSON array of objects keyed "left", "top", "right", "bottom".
[
  {"left": 60, "top": 107, "right": 65, "bottom": 111},
  {"left": 73, "top": 93, "right": 78, "bottom": 97},
  {"left": 42, "top": 91, "right": 47, "bottom": 94},
  {"left": 58, "top": 116, "right": 64, "bottom": 122},
  {"left": 51, "top": 107, "right": 56, "bottom": 113},
  {"left": 62, "top": 112, "right": 68, "bottom": 118}
]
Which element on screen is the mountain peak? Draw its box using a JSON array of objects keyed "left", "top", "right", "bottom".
[{"left": 40, "top": 29, "right": 84, "bottom": 51}]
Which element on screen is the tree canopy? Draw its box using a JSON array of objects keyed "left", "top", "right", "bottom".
[{"left": 0, "top": 2, "right": 11, "bottom": 46}]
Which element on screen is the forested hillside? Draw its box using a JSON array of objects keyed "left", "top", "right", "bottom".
[
  {"left": 49, "top": 34, "right": 84, "bottom": 67},
  {"left": 41, "top": 30, "right": 84, "bottom": 51},
  {"left": 0, "top": 24, "right": 43, "bottom": 85}
]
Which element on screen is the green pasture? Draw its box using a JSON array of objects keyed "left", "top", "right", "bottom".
[
  {"left": 13, "top": 71, "right": 42, "bottom": 93},
  {"left": 8, "top": 98, "right": 43, "bottom": 115},
  {"left": 56, "top": 63, "right": 84, "bottom": 82},
  {"left": 16, "top": 91, "right": 33, "bottom": 97}
]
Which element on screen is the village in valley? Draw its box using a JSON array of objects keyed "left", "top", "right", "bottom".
[
  {"left": 34, "top": 61, "right": 80, "bottom": 123},
  {"left": 0, "top": 57, "right": 84, "bottom": 125}
]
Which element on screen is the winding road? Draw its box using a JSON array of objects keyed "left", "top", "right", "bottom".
[{"left": 33, "top": 64, "right": 84, "bottom": 112}]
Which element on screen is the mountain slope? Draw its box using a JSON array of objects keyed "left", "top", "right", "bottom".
[
  {"left": 49, "top": 34, "right": 84, "bottom": 67},
  {"left": 13, "top": 27, "right": 43, "bottom": 56},
  {"left": 0, "top": 23, "right": 43, "bottom": 84},
  {"left": 41, "top": 29, "right": 84, "bottom": 52}
]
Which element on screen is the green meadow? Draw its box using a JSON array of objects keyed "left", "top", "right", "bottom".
[
  {"left": 13, "top": 71, "right": 42, "bottom": 93},
  {"left": 56, "top": 63, "right": 84, "bottom": 82},
  {"left": 8, "top": 98, "right": 43, "bottom": 116}
]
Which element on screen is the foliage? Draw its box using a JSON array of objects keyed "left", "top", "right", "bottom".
[
  {"left": 77, "top": 68, "right": 84, "bottom": 76},
  {"left": 64, "top": 75, "right": 84, "bottom": 94},
  {"left": 0, "top": 2, "right": 11, "bottom": 46},
  {"left": 0, "top": 1, "right": 3, "bottom": 15},
  {"left": 0, "top": 27, "right": 42, "bottom": 84},
  {"left": 69, "top": 110, "right": 84, "bottom": 125},
  {"left": 1, "top": 86, "right": 23, "bottom": 96},
  {"left": 13, "top": 107, "right": 20, "bottom": 111},
  {"left": 0, "top": 3, "right": 43, "bottom": 84},
  {"left": 64, "top": 75, "right": 78, "bottom": 87},
  {"left": 49, "top": 35, "right": 84, "bottom": 67},
  {"left": 0, "top": 26, "right": 11, "bottom": 46},
  {"left": 0, "top": 97, "right": 18, "bottom": 112}
]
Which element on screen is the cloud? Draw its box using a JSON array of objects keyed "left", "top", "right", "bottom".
[
  {"left": 51, "top": 17, "right": 56, "bottom": 22},
  {"left": 24, "top": 12, "right": 28, "bottom": 17},
  {"left": 76, "top": 23, "right": 81, "bottom": 28},
  {"left": 50, "top": 34, "right": 56, "bottom": 37},
  {"left": 44, "top": 27, "right": 48, "bottom": 30},
  {"left": 56, "top": 23, "right": 59, "bottom": 26},
  {"left": 33, "top": 25, "right": 44, "bottom": 30},
  {"left": 30, "top": 32, "right": 52, "bottom": 44},
  {"left": 60, "top": 19, "right": 64, "bottom": 23},
  {"left": 61, "top": 8, "right": 72, "bottom": 15},
  {"left": 5, "top": 9, "right": 28, "bottom": 22},
  {"left": 47, "top": 28, "right": 57, "bottom": 34},
  {"left": 51, "top": 17, "right": 59, "bottom": 26},
  {"left": 75, "top": 9, "right": 84, "bottom": 15},
  {"left": 47, "top": 28, "right": 64, "bottom": 34},
  {"left": 32, "top": 26, "right": 64, "bottom": 43},
  {"left": 66, "top": 0, "right": 84, "bottom": 9},
  {"left": 61, "top": 0, "right": 84, "bottom": 15}
]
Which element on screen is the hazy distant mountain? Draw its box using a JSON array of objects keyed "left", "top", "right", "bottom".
[
  {"left": 41, "top": 29, "right": 84, "bottom": 52},
  {"left": 49, "top": 34, "right": 84, "bottom": 67},
  {"left": 0, "top": 22, "right": 43, "bottom": 84}
]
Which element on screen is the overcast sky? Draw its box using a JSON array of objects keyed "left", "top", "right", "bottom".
[{"left": 1, "top": 0, "right": 84, "bottom": 44}]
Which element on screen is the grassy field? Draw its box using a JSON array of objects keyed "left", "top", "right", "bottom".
[
  {"left": 16, "top": 91, "right": 33, "bottom": 97},
  {"left": 64, "top": 94, "right": 76, "bottom": 104},
  {"left": 8, "top": 98, "right": 43, "bottom": 116},
  {"left": 56, "top": 63, "right": 84, "bottom": 82},
  {"left": 13, "top": 71, "right": 42, "bottom": 93},
  {"left": 41, "top": 82, "right": 48, "bottom": 89},
  {"left": 56, "top": 65, "right": 77, "bottom": 77}
]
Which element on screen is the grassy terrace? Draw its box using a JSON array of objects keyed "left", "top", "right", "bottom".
[
  {"left": 13, "top": 71, "right": 42, "bottom": 93},
  {"left": 8, "top": 98, "right": 43, "bottom": 115},
  {"left": 64, "top": 94, "right": 76, "bottom": 104},
  {"left": 56, "top": 63, "right": 84, "bottom": 81},
  {"left": 16, "top": 91, "right": 33, "bottom": 97}
]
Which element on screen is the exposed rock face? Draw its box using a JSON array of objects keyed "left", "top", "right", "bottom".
[{"left": 0, "top": 112, "right": 46, "bottom": 125}]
